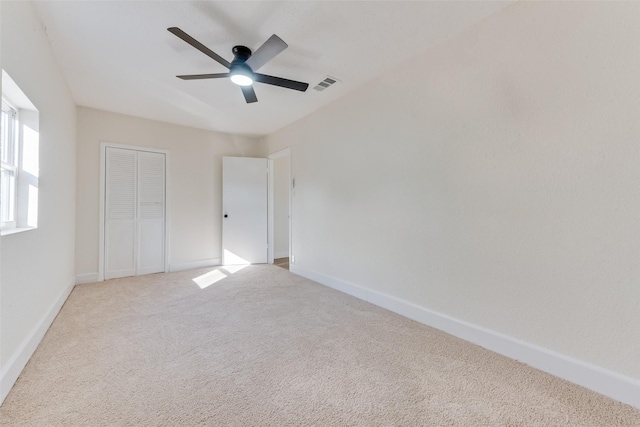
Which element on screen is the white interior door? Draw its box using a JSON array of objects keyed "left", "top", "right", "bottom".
[
  {"left": 136, "top": 151, "right": 166, "bottom": 276},
  {"left": 105, "top": 147, "right": 137, "bottom": 279},
  {"left": 222, "top": 156, "right": 268, "bottom": 265},
  {"left": 104, "top": 146, "right": 166, "bottom": 279}
]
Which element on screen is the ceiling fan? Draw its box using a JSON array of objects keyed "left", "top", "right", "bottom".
[{"left": 168, "top": 27, "right": 309, "bottom": 104}]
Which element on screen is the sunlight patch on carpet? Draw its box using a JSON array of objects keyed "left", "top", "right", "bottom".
[
  {"left": 221, "top": 264, "right": 248, "bottom": 274},
  {"left": 192, "top": 262, "right": 249, "bottom": 289},
  {"left": 192, "top": 269, "right": 227, "bottom": 289}
]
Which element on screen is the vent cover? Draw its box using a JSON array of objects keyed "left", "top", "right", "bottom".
[{"left": 313, "top": 76, "right": 339, "bottom": 91}]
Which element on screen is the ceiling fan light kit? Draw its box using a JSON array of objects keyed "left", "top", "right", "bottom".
[
  {"left": 230, "top": 67, "right": 254, "bottom": 87},
  {"left": 168, "top": 27, "right": 309, "bottom": 104}
]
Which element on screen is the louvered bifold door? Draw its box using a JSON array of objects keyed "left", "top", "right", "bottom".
[
  {"left": 136, "top": 151, "right": 166, "bottom": 275},
  {"left": 105, "top": 147, "right": 137, "bottom": 279}
]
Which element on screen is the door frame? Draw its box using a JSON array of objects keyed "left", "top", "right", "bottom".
[
  {"left": 98, "top": 141, "right": 170, "bottom": 281},
  {"left": 267, "top": 148, "right": 292, "bottom": 265}
]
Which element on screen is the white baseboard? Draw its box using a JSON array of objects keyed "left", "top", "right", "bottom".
[
  {"left": 79, "top": 259, "right": 223, "bottom": 283},
  {"left": 75, "top": 272, "right": 99, "bottom": 285},
  {"left": 169, "top": 258, "right": 220, "bottom": 272},
  {"left": 274, "top": 251, "right": 289, "bottom": 259},
  {"left": 290, "top": 264, "right": 640, "bottom": 409},
  {"left": 0, "top": 279, "right": 75, "bottom": 405}
]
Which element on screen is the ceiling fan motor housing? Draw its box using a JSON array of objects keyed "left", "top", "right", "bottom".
[
  {"left": 230, "top": 45, "right": 254, "bottom": 81},
  {"left": 232, "top": 46, "right": 252, "bottom": 64}
]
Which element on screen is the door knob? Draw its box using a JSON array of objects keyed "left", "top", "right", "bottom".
[{"left": 224, "top": 214, "right": 228, "bottom": 218}]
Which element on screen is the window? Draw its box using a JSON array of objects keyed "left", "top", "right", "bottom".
[
  {"left": 1, "top": 70, "right": 39, "bottom": 235},
  {"left": 1, "top": 100, "right": 18, "bottom": 228}
]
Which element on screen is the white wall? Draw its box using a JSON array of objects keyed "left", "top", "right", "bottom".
[
  {"left": 264, "top": 0, "right": 640, "bottom": 388},
  {"left": 75, "top": 107, "right": 262, "bottom": 278},
  {"left": 0, "top": 0, "right": 77, "bottom": 395},
  {"left": 273, "top": 155, "right": 290, "bottom": 258}
]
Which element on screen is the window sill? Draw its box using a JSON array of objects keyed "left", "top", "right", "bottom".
[{"left": 1, "top": 226, "right": 37, "bottom": 236}]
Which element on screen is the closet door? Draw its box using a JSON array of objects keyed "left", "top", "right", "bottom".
[
  {"left": 104, "top": 147, "right": 166, "bottom": 280},
  {"left": 104, "top": 147, "right": 137, "bottom": 279},
  {"left": 137, "top": 151, "right": 165, "bottom": 275}
]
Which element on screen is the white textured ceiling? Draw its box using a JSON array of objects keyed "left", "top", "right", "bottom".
[{"left": 32, "top": 1, "right": 512, "bottom": 136}]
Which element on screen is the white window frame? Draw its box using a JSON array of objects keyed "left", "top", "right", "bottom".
[
  {"left": 1, "top": 69, "right": 40, "bottom": 236},
  {"left": 1, "top": 98, "right": 19, "bottom": 229}
]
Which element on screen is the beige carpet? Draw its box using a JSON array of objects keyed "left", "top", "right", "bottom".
[{"left": 1, "top": 265, "right": 639, "bottom": 426}]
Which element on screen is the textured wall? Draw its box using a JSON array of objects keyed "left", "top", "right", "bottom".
[{"left": 264, "top": 1, "right": 640, "bottom": 379}]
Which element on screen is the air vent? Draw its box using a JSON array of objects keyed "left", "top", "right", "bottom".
[{"left": 313, "top": 76, "right": 339, "bottom": 91}]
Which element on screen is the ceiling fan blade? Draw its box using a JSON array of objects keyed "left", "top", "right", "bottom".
[
  {"left": 254, "top": 74, "right": 309, "bottom": 92},
  {"left": 241, "top": 86, "right": 258, "bottom": 103},
  {"left": 245, "top": 34, "right": 288, "bottom": 71},
  {"left": 177, "top": 73, "right": 230, "bottom": 80},
  {"left": 168, "top": 27, "right": 231, "bottom": 69}
]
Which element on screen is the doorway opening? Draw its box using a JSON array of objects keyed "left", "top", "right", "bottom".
[{"left": 268, "top": 148, "right": 291, "bottom": 270}]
